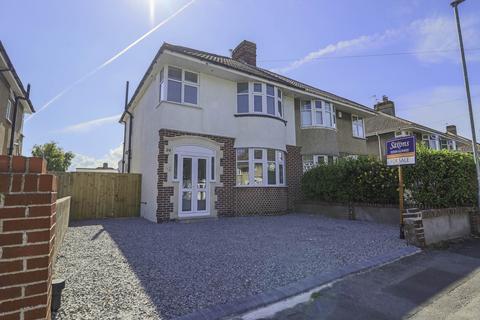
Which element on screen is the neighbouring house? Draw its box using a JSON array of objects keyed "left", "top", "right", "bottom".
[
  {"left": 365, "top": 96, "right": 474, "bottom": 159},
  {"left": 0, "top": 41, "right": 34, "bottom": 155},
  {"left": 120, "top": 40, "right": 375, "bottom": 222},
  {"left": 296, "top": 90, "right": 375, "bottom": 172},
  {"left": 76, "top": 162, "right": 118, "bottom": 173}
]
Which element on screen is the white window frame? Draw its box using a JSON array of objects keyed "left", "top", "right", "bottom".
[
  {"left": 447, "top": 140, "right": 457, "bottom": 151},
  {"left": 352, "top": 115, "right": 365, "bottom": 138},
  {"left": 395, "top": 130, "right": 413, "bottom": 137},
  {"left": 162, "top": 65, "right": 199, "bottom": 106},
  {"left": 236, "top": 82, "right": 283, "bottom": 118},
  {"left": 158, "top": 67, "right": 165, "bottom": 102},
  {"left": 302, "top": 154, "right": 338, "bottom": 172},
  {"left": 236, "top": 148, "right": 286, "bottom": 187},
  {"left": 301, "top": 100, "right": 336, "bottom": 129},
  {"left": 422, "top": 134, "right": 440, "bottom": 150},
  {"left": 6, "top": 99, "right": 13, "bottom": 123}
]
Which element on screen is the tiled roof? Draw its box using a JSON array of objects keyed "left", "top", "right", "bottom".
[
  {"left": 365, "top": 112, "right": 472, "bottom": 145},
  {"left": 365, "top": 113, "right": 410, "bottom": 134},
  {"left": 162, "top": 43, "right": 374, "bottom": 113}
]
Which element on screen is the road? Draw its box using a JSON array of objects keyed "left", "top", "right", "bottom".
[{"left": 268, "top": 239, "right": 480, "bottom": 320}]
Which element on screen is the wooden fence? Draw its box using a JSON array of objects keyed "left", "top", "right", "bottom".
[{"left": 54, "top": 172, "right": 142, "bottom": 220}]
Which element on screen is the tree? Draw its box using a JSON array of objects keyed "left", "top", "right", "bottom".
[{"left": 31, "top": 141, "right": 75, "bottom": 172}]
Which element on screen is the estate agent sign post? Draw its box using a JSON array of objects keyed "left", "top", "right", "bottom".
[{"left": 386, "top": 136, "right": 417, "bottom": 239}]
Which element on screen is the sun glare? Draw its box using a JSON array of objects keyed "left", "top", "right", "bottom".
[{"left": 149, "top": 0, "right": 155, "bottom": 26}]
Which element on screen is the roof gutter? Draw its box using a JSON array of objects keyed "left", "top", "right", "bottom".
[
  {"left": 120, "top": 81, "right": 133, "bottom": 173},
  {"left": 0, "top": 41, "right": 35, "bottom": 113}
]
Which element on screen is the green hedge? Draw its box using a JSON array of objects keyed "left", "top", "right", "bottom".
[
  {"left": 403, "top": 145, "right": 478, "bottom": 208},
  {"left": 302, "top": 145, "right": 478, "bottom": 208},
  {"left": 302, "top": 157, "right": 398, "bottom": 204}
]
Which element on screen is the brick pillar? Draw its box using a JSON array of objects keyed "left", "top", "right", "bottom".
[
  {"left": 286, "top": 145, "right": 303, "bottom": 211},
  {"left": 0, "top": 156, "right": 57, "bottom": 320}
]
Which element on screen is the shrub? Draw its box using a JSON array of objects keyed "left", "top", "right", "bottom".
[
  {"left": 403, "top": 145, "right": 478, "bottom": 208},
  {"left": 302, "top": 157, "right": 398, "bottom": 204},
  {"left": 301, "top": 146, "right": 479, "bottom": 208}
]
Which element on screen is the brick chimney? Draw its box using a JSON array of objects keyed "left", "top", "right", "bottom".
[
  {"left": 374, "top": 95, "right": 395, "bottom": 116},
  {"left": 446, "top": 125, "right": 457, "bottom": 135},
  {"left": 231, "top": 40, "right": 257, "bottom": 66}
]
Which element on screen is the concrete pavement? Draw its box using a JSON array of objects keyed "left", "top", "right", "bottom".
[{"left": 261, "top": 239, "right": 480, "bottom": 320}]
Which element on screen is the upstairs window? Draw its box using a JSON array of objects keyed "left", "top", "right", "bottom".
[
  {"left": 301, "top": 100, "right": 336, "bottom": 129},
  {"left": 352, "top": 115, "right": 365, "bottom": 138},
  {"left": 422, "top": 134, "right": 440, "bottom": 150},
  {"left": 6, "top": 99, "right": 13, "bottom": 122},
  {"left": 164, "top": 66, "right": 199, "bottom": 105},
  {"left": 236, "top": 82, "right": 283, "bottom": 118},
  {"left": 266, "top": 84, "right": 275, "bottom": 116},
  {"left": 237, "top": 83, "right": 249, "bottom": 113},
  {"left": 159, "top": 68, "right": 165, "bottom": 102}
]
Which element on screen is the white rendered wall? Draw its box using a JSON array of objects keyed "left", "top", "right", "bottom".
[{"left": 128, "top": 61, "right": 296, "bottom": 221}]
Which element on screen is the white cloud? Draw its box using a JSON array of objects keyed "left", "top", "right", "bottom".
[
  {"left": 272, "top": 15, "right": 480, "bottom": 73},
  {"left": 69, "top": 144, "right": 124, "bottom": 171},
  {"left": 58, "top": 114, "right": 121, "bottom": 133},
  {"left": 271, "top": 29, "right": 402, "bottom": 73},
  {"left": 412, "top": 15, "right": 480, "bottom": 63},
  {"left": 395, "top": 85, "right": 480, "bottom": 140}
]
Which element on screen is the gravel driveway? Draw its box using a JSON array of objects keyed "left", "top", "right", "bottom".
[{"left": 54, "top": 214, "right": 412, "bottom": 320}]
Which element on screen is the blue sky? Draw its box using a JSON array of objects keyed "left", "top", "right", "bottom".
[{"left": 1, "top": 0, "right": 479, "bottom": 169}]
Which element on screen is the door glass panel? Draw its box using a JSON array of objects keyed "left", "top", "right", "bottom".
[
  {"left": 182, "top": 158, "right": 192, "bottom": 188},
  {"left": 182, "top": 191, "right": 192, "bottom": 212},
  {"left": 197, "top": 158, "right": 206, "bottom": 188},
  {"left": 197, "top": 191, "right": 206, "bottom": 211}
]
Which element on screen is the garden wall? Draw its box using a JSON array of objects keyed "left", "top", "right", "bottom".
[
  {"left": 0, "top": 155, "right": 57, "bottom": 320},
  {"left": 404, "top": 207, "right": 480, "bottom": 247},
  {"left": 52, "top": 196, "right": 70, "bottom": 266},
  {"left": 296, "top": 200, "right": 399, "bottom": 225}
]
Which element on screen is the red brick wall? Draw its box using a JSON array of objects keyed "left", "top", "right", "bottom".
[
  {"left": 157, "top": 130, "right": 303, "bottom": 221},
  {"left": 0, "top": 156, "right": 56, "bottom": 320},
  {"left": 157, "top": 129, "right": 235, "bottom": 222},
  {"left": 286, "top": 145, "right": 303, "bottom": 211}
]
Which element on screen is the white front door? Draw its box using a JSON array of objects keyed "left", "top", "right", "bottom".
[{"left": 179, "top": 155, "right": 209, "bottom": 217}]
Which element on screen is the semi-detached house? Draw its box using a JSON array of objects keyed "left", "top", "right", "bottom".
[
  {"left": 366, "top": 96, "right": 475, "bottom": 159},
  {"left": 120, "top": 40, "right": 375, "bottom": 223}
]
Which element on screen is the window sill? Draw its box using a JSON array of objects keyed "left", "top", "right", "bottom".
[
  {"left": 352, "top": 135, "right": 366, "bottom": 140},
  {"left": 301, "top": 125, "right": 337, "bottom": 131},
  {"left": 156, "top": 100, "right": 202, "bottom": 110},
  {"left": 235, "top": 185, "right": 287, "bottom": 188},
  {"left": 234, "top": 113, "right": 287, "bottom": 126}
]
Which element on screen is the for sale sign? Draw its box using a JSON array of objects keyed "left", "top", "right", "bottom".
[{"left": 386, "top": 136, "right": 416, "bottom": 166}]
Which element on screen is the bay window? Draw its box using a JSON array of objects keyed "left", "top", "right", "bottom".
[
  {"left": 161, "top": 66, "right": 199, "bottom": 105},
  {"left": 352, "top": 115, "right": 365, "bottom": 138},
  {"left": 236, "top": 148, "right": 286, "bottom": 186},
  {"left": 236, "top": 82, "right": 283, "bottom": 118},
  {"left": 236, "top": 148, "right": 249, "bottom": 185},
  {"left": 301, "top": 100, "right": 336, "bottom": 129}
]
